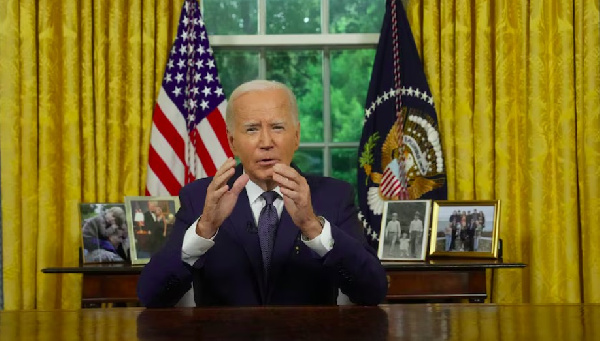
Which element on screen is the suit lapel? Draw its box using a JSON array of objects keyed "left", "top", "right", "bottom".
[{"left": 225, "top": 164, "right": 267, "bottom": 303}]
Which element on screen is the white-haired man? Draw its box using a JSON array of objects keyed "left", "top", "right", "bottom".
[{"left": 138, "top": 80, "right": 387, "bottom": 307}]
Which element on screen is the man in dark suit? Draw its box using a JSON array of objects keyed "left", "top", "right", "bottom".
[
  {"left": 137, "top": 80, "right": 387, "bottom": 307},
  {"left": 143, "top": 200, "right": 164, "bottom": 254}
]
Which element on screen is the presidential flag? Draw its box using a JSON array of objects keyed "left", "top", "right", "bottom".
[
  {"left": 358, "top": 0, "right": 447, "bottom": 248},
  {"left": 146, "top": 0, "right": 232, "bottom": 196}
]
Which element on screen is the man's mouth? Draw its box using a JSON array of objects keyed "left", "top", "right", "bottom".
[{"left": 257, "top": 158, "right": 278, "bottom": 166}]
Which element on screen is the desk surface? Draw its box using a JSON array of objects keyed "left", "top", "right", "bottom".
[{"left": 1, "top": 304, "right": 597, "bottom": 340}]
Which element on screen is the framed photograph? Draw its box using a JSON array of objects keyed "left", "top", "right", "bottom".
[
  {"left": 80, "top": 203, "right": 129, "bottom": 264},
  {"left": 125, "top": 196, "right": 180, "bottom": 265},
  {"left": 377, "top": 200, "right": 432, "bottom": 261},
  {"left": 429, "top": 200, "right": 500, "bottom": 258}
]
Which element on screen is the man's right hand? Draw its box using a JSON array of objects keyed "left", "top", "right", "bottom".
[{"left": 196, "top": 158, "right": 249, "bottom": 239}]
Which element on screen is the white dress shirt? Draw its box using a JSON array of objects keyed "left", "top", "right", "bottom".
[{"left": 181, "top": 178, "right": 334, "bottom": 266}]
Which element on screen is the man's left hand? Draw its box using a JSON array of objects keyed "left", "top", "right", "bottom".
[{"left": 272, "top": 163, "right": 322, "bottom": 240}]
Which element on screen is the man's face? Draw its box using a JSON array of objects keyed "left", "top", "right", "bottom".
[
  {"left": 105, "top": 212, "right": 115, "bottom": 225},
  {"left": 228, "top": 88, "right": 300, "bottom": 189}
]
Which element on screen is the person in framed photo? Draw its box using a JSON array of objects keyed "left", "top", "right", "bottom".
[
  {"left": 143, "top": 201, "right": 166, "bottom": 255},
  {"left": 409, "top": 211, "right": 424, "bottom": 258},
  {"left": 82, "top": 206, "right": 128, "bottom": 262},
  {"left": 474, "top": 212, "right": 485, "bottom": 251},
  {"left": 385, "top": 213, "right": 401, "bottom": 255},
  {"left": 138, "top": 80, "right": 387, "bottom": 307},
  {"left": 398, "top": 232, "right": 410, "bottom": 257},
  {"left": 143, "top": 200, "right": 158, "bottom": 233},
  {"left": 444, "top": 219, "right": 454, "bottom": 251}
]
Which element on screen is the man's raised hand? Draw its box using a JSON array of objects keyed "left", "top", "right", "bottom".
[
  {"left": 196, "top": 158, "right": 249, "bottom": 238},
  {"left": 272, "top": 163, "right": 322, "bottom": 240}
]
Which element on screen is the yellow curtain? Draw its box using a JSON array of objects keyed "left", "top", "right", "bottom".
[
  {"left": 0, "top": 0, "right": 184, "bottom": 310},
  {"left": 407, "top": 0, "right": 600, "bottom": 303}
]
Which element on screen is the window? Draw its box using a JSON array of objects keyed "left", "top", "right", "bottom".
[{"left": 204, "top": 0, "right": 385, "bottom": 190}]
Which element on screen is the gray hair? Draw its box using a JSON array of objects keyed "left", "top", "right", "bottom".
[
  {"left": 225, "top": 80, "right": 299, "bottom": 131},
  {"left": 105, "top": 206, "right": 125, "bottom": 225}
]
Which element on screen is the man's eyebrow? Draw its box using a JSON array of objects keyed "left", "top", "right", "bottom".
[{"left": 242, "top": 122, "right": 260, "bottom": 127}]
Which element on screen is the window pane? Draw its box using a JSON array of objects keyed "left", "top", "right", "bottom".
[
  {"left": 214, "top": 50, "right": 259, "bottom": 98},
  {"left": 330, "top": 49, "right": 375, "bottom": 142},
  {"left": 331, "top": 148, "right": 358, "bottom": 191},
  {"left": 329, "top": 0, "right": 385, "bottom": 33},
  {"left": 203, "top": 0, "right": 258, "bottom": 35},
  {"left": 293, "top": 148, "right": 323, "bottom": 176},
  {"left": 267, "top": 0, "right": 321, "bottom": 34},
  {"left": 266, "top": 50, "right": 323, "bottom": 143}
]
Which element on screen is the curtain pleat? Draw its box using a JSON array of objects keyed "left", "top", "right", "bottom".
[
  {"left": 408, "top": 0, "right": 600, "bottom": 303},
  {"left": 58, "top": 0, "right": 84, "bottom": 309},
  {"left": 37, "top": 0, "right": 62, "bottom": 309},
  {"left": 1, "top": 0, "right": 23, "bottom": 310},
  {"left": 576, "top": 0, "right": 600, "bottom": 303},
  {"left": 472, "top": 0, "right": 494, "bottom": 200},
  {"left": 93, "top": 0, "right": 108, "bottom": 203},
  {"left": 106, "top": 0, "right": 125, "bottom": 201},
  {"left": 81, "top": 0, "right": 96, "bottom": 202},
  {"left": 20, "top": 0, "right": 41, "bottom": 310},
  {"left": 141, "top": 0, "right": 156, "bottom": 196},
  {"left": 453, "top": 0, "right": 475, "bottom": 200},
  {"left": 492, "top": 0, "right": 530, "bottom": 303}
]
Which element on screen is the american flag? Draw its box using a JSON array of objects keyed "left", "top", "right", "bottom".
[{"left": 146, "top": 0, "right": 232, "bottom": 196}]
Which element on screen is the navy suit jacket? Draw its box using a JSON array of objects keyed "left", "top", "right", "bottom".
[{"left": 137, "top": 165, "right": 387, "bottom": 307}]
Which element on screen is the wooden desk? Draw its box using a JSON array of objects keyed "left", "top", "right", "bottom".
[
  {"left": 1, "top": 304, "right": 598, "bottom": 340},
  {"left": 42, "top": 260, "right": 524, "bottom": 306}
]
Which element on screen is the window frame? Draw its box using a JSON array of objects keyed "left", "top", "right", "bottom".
[{"left": 205, "top": 0, "right": 382, "bottom": 177}]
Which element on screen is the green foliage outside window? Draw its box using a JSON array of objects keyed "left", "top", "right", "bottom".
[
  {"left": 206, "top": 0, "right": 385, "bottom": 193},
  {"left": 266, "top": 50, "right": 323, "bottom": 143}
]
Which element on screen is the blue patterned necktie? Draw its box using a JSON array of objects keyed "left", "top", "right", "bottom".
[{"left": 258, "top": 191, "right": 279, "bottom": 278}]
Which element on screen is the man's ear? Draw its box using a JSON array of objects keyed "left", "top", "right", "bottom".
[
  {"left": 227, "top": 129, "right": 237, "bottom": 155},
  {"left": 294, "top": 123, "right": 301, "bottom": 149}
]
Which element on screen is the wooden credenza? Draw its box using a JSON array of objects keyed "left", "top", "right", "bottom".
[
  {"left": 383, "top": 259, "right": 524, "bottom": 303},
  {"left": 42, "top": 260, "right": 524, "bottom": 306}
]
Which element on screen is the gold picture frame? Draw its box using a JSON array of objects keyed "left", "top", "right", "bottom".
[
  {"left": 125, "top": 196, "right": 180, "bottom": 265},
  {"left": 429, "top": 200, "right": 500, "bottom": 258},
  {"left": 377, "top": 200, "right": 432, "bottom": 261}
]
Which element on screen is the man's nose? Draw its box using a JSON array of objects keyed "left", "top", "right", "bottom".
[{"left": 258, "top": 129, "right": 274, "bottom": 148}]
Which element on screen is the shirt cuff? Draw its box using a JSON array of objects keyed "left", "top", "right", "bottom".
[
  {"left": 181, "top": 217, "right": 217, "bottom": 266},
  {"left": 301, "top": 218, "right": 334, "bottom": 257}
]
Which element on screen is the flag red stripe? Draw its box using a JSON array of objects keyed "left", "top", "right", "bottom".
[
  {"left": 148, "top": 146, "right": 182, "bottom": 195},
  {"left": 206, "top": 109, "right": 233, "bottom": 156},
  {"left": 153, "top": 103, "right": 186, "bottom": 163},
  {"left": 190, "top": 130, "right": 217, "bottom": 176},
  {"left": 146, "top": 0, "right": 231, "bottom": 196},
  {"left": 383, "top": 185, "right": 395, "bottom": 197}
]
